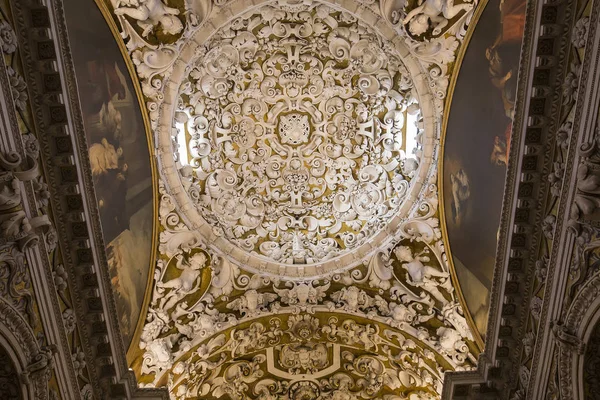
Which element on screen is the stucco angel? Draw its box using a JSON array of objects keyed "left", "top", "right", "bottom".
[
  {"left": 403, "top": 0, "right": 473, "bottom": 36},
  {"left": 436, "top": 326, "right": 468, "bottom": 361},
  {"left": 274, "top": 281, "right": 330, "bottom": 308},
  {"left": 157, "top": 253, "right": 206, "bottom": 312},
  {"left": 226, "top": 290, "right": 277, "bottom": 317},
  {"left": 279, "top": 343, "right": 328, "bottom": 374},
  {"left": 114, "top": 0, "right": 183, "bottom": 38},
  {"left": 394, "top": 246, "right": 450, "bottom": 304}
]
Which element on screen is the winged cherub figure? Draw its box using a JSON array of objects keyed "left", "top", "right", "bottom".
[
  {"left": 157, "top": 253, "right": 206, "bottom": 312},
  {"left": 403, "top": 0, "right": 473, "bottom": 36},
  {"left": 394, "top": 245, "right": 451, "bottom": 304},
  {"left": 114, "top": 0, "right": 183, "bottom": 37}
]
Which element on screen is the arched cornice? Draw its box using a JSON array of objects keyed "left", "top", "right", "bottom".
[
  {"left": 0, "top": 296, "right": 52, "bottom": 400},
  {"left": 558, "top": 269, "right": 600, "bottom": 400}
]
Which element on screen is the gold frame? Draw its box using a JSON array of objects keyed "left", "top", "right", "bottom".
[
  {"left": 437, "top": 0, "right": 492, "bottom": 351},
  {"left": 87, "top": 0, "right": 161, "bottom": 363}
]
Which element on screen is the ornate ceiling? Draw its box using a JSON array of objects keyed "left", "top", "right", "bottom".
[
  {"left": 100, "top": 0, "right": 481, "bottom": 398},
  {"left": 173, "top": 3, "right": 424, "bottom": 267}
]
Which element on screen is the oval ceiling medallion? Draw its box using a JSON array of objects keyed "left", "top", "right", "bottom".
[{"left": 165, "top": 0, "right": 436, "bottom": 277}]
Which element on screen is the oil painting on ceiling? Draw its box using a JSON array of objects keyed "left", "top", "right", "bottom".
[
  {"left": 62, "top": 0, "right": 155, "bottom": 347},
  {"left": 57, "top": 0, "right": 527, "bottom": 397},
  {"left": 442, "top": 0, "right": 526, "bottom": 337}
]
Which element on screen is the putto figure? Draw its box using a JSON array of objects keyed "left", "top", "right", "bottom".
[
  {"left": 114, "top": 0, "right": 183, "bottom": 37},
  {"left": 403, "top": 0, "right": 473, "bottom": 35}
]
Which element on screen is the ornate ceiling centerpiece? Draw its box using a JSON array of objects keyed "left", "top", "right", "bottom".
[{"left": 173, "top": 3, "right": 424, "bottom": 267}]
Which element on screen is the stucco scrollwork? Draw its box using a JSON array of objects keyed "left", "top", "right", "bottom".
[
  {"left": 557, "top": 269, "right": 600, "bottom": 400},
  {"left": 174, "top": 3, "right": 422, "bottom": 265},
  {"left": 135, "top": 176, "right": 477, "bottom": 397},
  {"left": 0, "top": 146, "right": 51, "bottom": 251},
  {"left": 0, "top": 144, "right": 53, "bottom": 327},
  {"left": 0, "top": 297, "right": 53, "bottom": 400},
  {"left": 148, "top": 314, "right": 450, "bottom": 399}
]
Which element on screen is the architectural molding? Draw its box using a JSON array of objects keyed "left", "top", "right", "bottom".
[
  {"left": 442, "top": 0, "right": 567, "bottom": 396},
  {"left": 94, "top": 0, "right": 492, "bottom": 398},
  {"left": 1, "top": 0, "right": 169, "bottom": 397},
  {"left": 0, "top": 296, "right": 53, "bottom": 400},
  {"left": 444, "top": 0, "right": 600, "bottom": 397},
  {"left": 0, "top": 3, "right": 81, "bottom": 397}
]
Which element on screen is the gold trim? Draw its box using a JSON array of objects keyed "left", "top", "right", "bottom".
[
  {"left": 438, "top": 0, "right": 491, "bottom": 351},
  {"left": 91, "top": 0, "right": 160, "bottom": 364}
]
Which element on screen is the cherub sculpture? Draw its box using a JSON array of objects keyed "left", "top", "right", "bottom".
[
  {"left": 274, "top": 281, "right": 329, "bottom": 308},
  {"left": 157, "top": 253, "right": 206, "bottom": 312},
  {"left": 403, "top": 0, "right": 473, "bottom": 36},
  {"left": 114, "top": 0, "right": 183, "bottom": 38},
  {"left": 394, "top": 245, "right": 450, "bottom": 304},
  {"left": 226, "top": 290, "right": 277, "bottom": 317}
]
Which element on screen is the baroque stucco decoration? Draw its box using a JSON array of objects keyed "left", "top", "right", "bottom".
[
  {"left": 103, "top": 0, "right": 480, "bottom": 397},
  {"left": 174, "top": 4, "right": 424, "bottom": 266}
]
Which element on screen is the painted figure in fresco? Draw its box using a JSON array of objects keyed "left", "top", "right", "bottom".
[
  {"left": 449, "top": 168, "right": 470, "bottom": 225},
  {"left": 79, "top": 40, "right": 133, "bottom": 242},
  {"left": 82, "top": 56, "right": 133, "bottom": 243},
  {"left": 403, "top": 0, "right": 474, "bottom": 35},
  {"left": 89, "top": 135, "right": 129, "bottom": 240},
  {"left": 490, "top": 135, "right": 508, "bottom": 166},
  {"left": 107, "top": 242, "right": 135, "bottom": 336},
  {"left": 486, "top": 0, "right": 526, "bottom": 166},
  {"left": 65, "top": 0, "right": 154, "bottom": 347},
  {"left": 84, "top": 60, "right": 127, "bottom": 114}
]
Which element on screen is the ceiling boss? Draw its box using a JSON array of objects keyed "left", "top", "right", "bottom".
[{"left": 174, "top": 3, "right": 422, "bottom": 266}]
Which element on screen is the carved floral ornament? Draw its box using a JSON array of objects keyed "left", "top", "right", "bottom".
[
  {"left": 105, "top": 0, "right": 479, "bottom": 398},
  {"left": 174, "top": 4, "right": 425, "bottom": 266}
]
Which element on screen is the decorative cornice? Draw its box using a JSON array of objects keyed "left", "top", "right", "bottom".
[
  {"left": 5, "top": 0, "right": 168, "bottom": 397},
  {"left": 442, "top": 0, "right": 576, "bottom": 396},
  {"left": 0, "top": 2, "right": 84, "bottom": 397}
]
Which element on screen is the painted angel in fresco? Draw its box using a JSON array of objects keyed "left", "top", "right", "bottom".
[
  {"left": 486, "top": 0, "right": 526, "bottom": 166},
  {"left": 403, "top": 0, "right": 473, "bottom": 35}
]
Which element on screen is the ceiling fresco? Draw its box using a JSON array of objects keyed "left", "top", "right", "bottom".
[
  {"left": 62, "top": 0, "right": 156, "bottom": 347},
  {"left": 441, "top": 0, "right": 526, "bottom": 338},
  {"left": 81, "top": 0, "right": 493, "bottom": 397}
]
